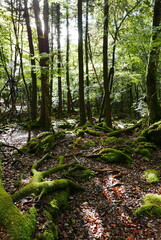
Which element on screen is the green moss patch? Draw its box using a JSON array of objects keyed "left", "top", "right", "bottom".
[
  {"left": 85, "top": 128, "right": 101, "bottom": 136},
  {"left": 134, "top": 194, "right": 161, "bottom": 218},
  {"left": 94, "top": 122, "right": 112, "bottom": 133},
  {"left": 97, "top": 148, "right": 132, "bottom": 164},
  {"left": 20, "top": 132, "right": 56, "bottom": 154},
  {"left": 143, "top": 169, "right": 160, "bottom": 183}
]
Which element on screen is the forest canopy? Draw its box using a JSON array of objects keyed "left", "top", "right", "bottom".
[{"left": 0, "top": 0, "right": 160, "bottom": 128}]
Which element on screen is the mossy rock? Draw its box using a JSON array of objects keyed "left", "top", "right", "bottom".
[
  {"left": 134, "top": 194, "right": 161, "bottom": 218},
  {"left": 85, "top": 128, "right": 101, "bottom": 136},
  {"left": 143, "top": 169, "right": 159, "bottom": 183},
  {"left": 97, "top": 148, "right": 132, "bottom": 164},
  {"left": 94, "top": 122, "right": 112, "bottom": 133},
  {"left": 142, "top": 120, "right": 161, "bottom": 145}
]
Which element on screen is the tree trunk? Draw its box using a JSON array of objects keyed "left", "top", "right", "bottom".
[
  {"left": 85, "top": 0, "right": 92, "bottom": 122},
  {"left": 56, "top": 3, "right": 63, "bottom": 119},
  {"left": 33, "top": 0, "right": 51, "bottom": 130},
  {"left": 103, "top": 0, "right": 112, "bottom": 128},
  {"left": 24, "top": 0, "right": 37, "bottom": 121},
  {"left": 66, "top": 0, "right": 73, "bottom": 113},
  {"left": 146, "top": 0, "right": 161, "bottom": 123},
  {"left": 78, "top": 0, "right": 86, "bottom": 125}
]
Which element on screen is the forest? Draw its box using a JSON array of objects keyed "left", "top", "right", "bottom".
[{"left": 0, "top": 0, "right": 161, "bottom": 239}]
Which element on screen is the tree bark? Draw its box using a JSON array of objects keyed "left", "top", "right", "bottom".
[
  {"left": 78, "top": 0, "right": 86, "bottom": 125},
  {"left": 103, "top": 0, "right": 112, "bottom": 128},
  {"left": 56, "top": 3, "right": 63, "bottom": 119},
  {"left": 85, "top": 0, "right": 92, "bottom": 122},
  {"left": 24, "top": 0, "right": 37, "bottom": 121},
  {"left": 66, "top": 0, "right": 73, "bottom": 113},
  {"left": 146, "top": 0, "right": 161, "bottom": 123},
  {"left": 33, "top": 0, "right": 51, "bottom": 130}
]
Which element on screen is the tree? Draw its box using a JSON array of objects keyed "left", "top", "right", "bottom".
[
  {"left": 103, "top": 0, "right": 112, "bottom": 128},
  {"left": 33, "top": 0, "right": 51, "bottom": 130},
  {"left": 78, "top": 0, "right": 86, "bottom": 125},
  {"left": 85, "top": 0, "right": 92, "bottom": 122},
  {"left": 146, "top": 0, "right": 161, "bottom": 123},
  {"left": 56, "top": 3, "right": 63, "bottom": 118},
  {"left": 66, "top": 0, "right": 73, "bottom": 113},
  {"left": 24, "top": 0, "right": 37, "bottom": 121}
]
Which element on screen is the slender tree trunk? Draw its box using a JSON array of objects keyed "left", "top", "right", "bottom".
[
  {"left": 50, "top": 3, "right": 54, "bottom": 116},
  {"left": 33, "top": 0, "right": 50, "bottom": 130},
  {"left": 66, "top": 0, "right": 73, "bottom": 113},
  {"left": 24, "top": 0, "right": 37, "bottom": 121},
  {"left": 146, "top": 0, "right": 161, "bottom": 123},
  {"left": 78, "top": 0, "right": 86, "bottom": 125},
  {"left": 103, "top": 0, "right": 112, "bottom": 128},
  {"left": 56, "top": 3, "right": 62, "bottom": 119},
  {"left": 85, "top": 0, "right": 92, "bottom": 122}
]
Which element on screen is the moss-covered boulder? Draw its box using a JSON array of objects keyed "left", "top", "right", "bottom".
[
  {"left": 97, "top": 148, "right": 132, "bottom": 164},
  {"left": 134, "top": 194, "right": 161, "bottom": 218},
  {"left": 142, "top": 120, "right": 161, "bottom": 145},
  {"left": 143, "top": 169, "right": 160, "bottom": 183}
]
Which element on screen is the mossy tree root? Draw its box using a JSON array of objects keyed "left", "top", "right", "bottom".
[
  {"left": 0, "top": 158, "right": 36, "bottom": 240},
  {"left": 0, "top": 155, "right": 85, "bottom": 240}
]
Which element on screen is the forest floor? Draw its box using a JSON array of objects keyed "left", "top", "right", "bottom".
[{"left": 1, "top": 122, "right": 161, "bottom": 240}]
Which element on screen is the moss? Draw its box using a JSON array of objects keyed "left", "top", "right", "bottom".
[
  {"left": 135, "top": 136, "right": 147, "bottom": 142},
  {"left": 134, "top": 194, "right": 161, "bottom": 218},
  {"left": 97, "top": 148, "right": 132, "bottom": 164},
  {"left": 37, "top": 210, "right": 58, "bottom": 240},
  {"left": 77, "top": 129, "right": 85, "bottom": 137},
  {"left": 143, "top": 169, "right": 160, "bottom": 183},
  {"left": 94, "top": 122, "right": 112, "bottom": 133},
  {"left": 142, "top": 120, "right": 161, "bottom": 145},
  {"left": 21, "top": 132, "right": 55, "bottom": 154},
  {"left": 46, "top": 188, "right": 70, "bottom": 219},
  {"left": 0, "top": 187, "right": 36, "bottom": 240},
  {"left": 14, "top": 180, "right": 22, "bottom": 187},
  {"left": 85, "top": 128, "right": 101, "bottom": 136},
  {"left": 105, "top": 137, "right": 118, "bottom": 145},
  {"left": 135, "top": 147, "right": 152, "bottom": 159},
  {"left": 81, "top": 141, "right": 97, "bottom": 150},
  {"left": 73, "top": 137, "right": 81, "bottom": 147},
  {"left": 139, "top": 148, "right": 152, "bottom": 158}
]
